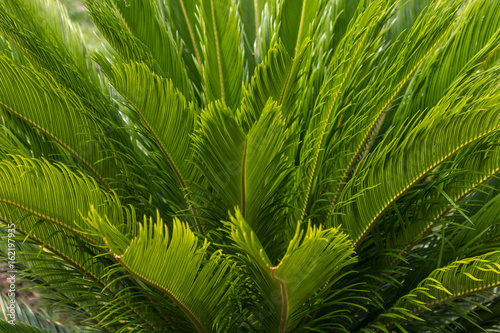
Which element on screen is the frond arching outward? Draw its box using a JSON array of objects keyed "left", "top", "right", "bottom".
[
  {"left": 0, "top": 0, "right": 105, "bottom": 102},
  {"left": 0, "top": 204, "right": 107, "bottom": 289},
  {"left": 0, "top": 155, "right": 126, "bottom": 246},
  {"left": 95, "top": 58, "right": 200, "bottom": 229},
  {"left": 306, "top": 0, "right": 464, "bottom": 225},
  {"left": 90, "top": 210, "right": 238, "bottom": 333},
  {"left": 393, "top": 0, "right": 500, "bottom": 130},
  {"left": 383, "top": 133, "right": 500, "bottom": 260},
  {"left": 366, "top": 251, "right": 500, "bottom": 332},
  {"left": 0, "top": 295, "right": 88, "bottom": 333},
  {"left": 338, "top": 67, "right": 500, "bottom": 246},
  {"left": 85, "top": 0, "right": 193, "bottom": 99},
  {"left": 0, "top": 55, "right": 119, "bottom": 191},
  {"left": 0, "top": 234, "right": 115, "bottom": 332}
]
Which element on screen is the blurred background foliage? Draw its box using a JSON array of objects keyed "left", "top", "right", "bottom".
[{"left": 59, "top": 0, "right": 103, "bottom": 50}]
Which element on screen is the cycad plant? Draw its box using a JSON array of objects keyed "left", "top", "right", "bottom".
[{"left": 1, "top": 0, "right": 500, "bottom": 332}]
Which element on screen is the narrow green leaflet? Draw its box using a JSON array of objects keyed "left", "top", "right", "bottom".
[{"left": 450, "top": 186, "right": 500, "bottom": 255}]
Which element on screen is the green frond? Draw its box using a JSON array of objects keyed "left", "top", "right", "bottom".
[
  {"left": 225, "top": 210, "right": 357, "bottom": 332},
  {"left": 314, "top": 0, "right": 463, "bottom": 225},
  {"left": 192, "top": 100, "right": 245, "bottom": 217},
  {"left": 294, "top": 0, "right": 396, "bottom": 224},
  {"left": 338, "top": 66, "right": 500, "bottom": 246},
  {"left": 0, "top": 0, "right": 96, "bottom": 89},
  {"left": 85, "top": 0, "right": 193, "bottom": 100},
  {"left": 448, "top": 295, "right": 500, "bottom": 333},
  {"left": 165, "top": 0, "right": 203, "bottom": 91},
  {"left": 0, "top": 55, "right": 120, "bottom": 191},
  {"left": 95, "top": 59, "right": 199, "bottom": 225},
  {"left": 327, "top": 0, "right": 362, "bottom": 53},
  {"left": 0, "top": 0, "right": 149, "bottom": 201},
  {"left": 237, "top": 0, "right": 276, "bottom": 71},
  {"left": 193, "top": 100, "right": 291, "bottom": 251},
  {"left": 0, "top": 294, "right": 88, "bottom": 332},
  {"left": 0, "top": 121, "right": 34, "bottom": 159},
  {"left": 366, "top": 251, "right": 500, "bottom": 331},
  {"left": 0, "top": 234, "right": 113, "bottom": 330},
  {"left": 0, "top": 0, "right": 119, "bottom": 123},
  {"left": 392, "top": 0, "right": 500, "bottom": 130},
  {"left": 91, "top": 211, "right": 238, "bottom": 333},
  {"left": 0, "top": 155, "right": 126, "bottom": 246},
  {"left": 237, "top": 40, "right": 310, "bottom": 130},
  {"left": 198, "top": 0, "right": 244, "bottom": 110},
  {"left": 383, "top": 133, "right": 500, "bottom": 259},
  {"left": 0, "top": 204, "right": 106, "bottom": 287}
]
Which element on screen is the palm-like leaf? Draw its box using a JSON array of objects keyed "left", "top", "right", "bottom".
[
  {"left": 276, "top": 0, "right": 326, "bottom": 58},
  {"left": 198, "top": 0, "right": 244, "bottom": 110},
  {"left": 237, "top": 40, "right": 309, "bottom": 130},
  {"left": 225, "top": 210, "right": 357, "bottom": 332},
  {"left": 193, "top": 100, "right": 291, "bottom": 252},
  {"left": 86, "top": 0, "right": 193, "bottom": 99},
  {"left": 366, "top": 251, "right": 500, "bottom": 332},
  {"left": 0, "top": 56, "right": 119, "bottom": 191},
  {"left": 237, "top": 0, "right": 275, "bottom": 68},
  {"left": 0, "top": 155, "right": 125, "bottom": 245},
  {"left": 95, "top": 59, "right": 201, "bottom": 229},
  {"left": 88, "top": 210, "right": 238, "bottom": 333},
  {"left": 339, "top": 67, "right": 500, "bottom": 246}
]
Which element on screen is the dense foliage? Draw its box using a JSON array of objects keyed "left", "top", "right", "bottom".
[{"left": 1, "top": 0, "right": 500, "bottom": 332}]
